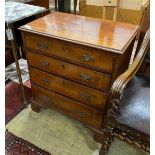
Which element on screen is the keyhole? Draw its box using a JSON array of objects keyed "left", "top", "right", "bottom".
[
  {"left": 62, "top": 47, "right": 67, "bottom": 52},
  {"left": 61, "top": 64, "right": 65, "bottom": 68}
]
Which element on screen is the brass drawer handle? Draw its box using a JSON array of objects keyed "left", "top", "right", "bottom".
[
  {"left": 80, "top": 73, "right": 91, "bottom": 81},
  {"left": 41, "top": 96, "right": 50, "bottom": 103},
  {"left": 79, "top": 92, "right": 90, "bottom": 99},
  {"left": 39, "top": 60, "right": 49, "bottom": 67},
  {"left": 74, "top": 110, "right": 87, "bottom": 117},
  {"left": 81, "top": 54, "right": 94, "bottom": 62},
  {"left": 42, "top": 78, "right": 50, "bottom": 85},
  {"left": 37, "top": 42, "right": 48, "bottom": 50}
]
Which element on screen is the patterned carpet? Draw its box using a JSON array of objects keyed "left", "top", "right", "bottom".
[
  {"left": 6, "top": 132, "right": 50, "bottom": 155},
  {"left": 5, "top": 59, "right": 29, "bottom": 84},
  {"left": 6, "top": 105, "right": 149, "bottom": 155},
  {"left": 5, "top": 81, "right": 32, "bottom": 124}
]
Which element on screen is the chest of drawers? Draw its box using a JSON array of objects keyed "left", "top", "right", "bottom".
[{"left": 19, "top": 12, "right": 139, "bottom": 130}]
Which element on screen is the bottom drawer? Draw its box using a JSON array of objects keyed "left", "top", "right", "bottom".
[{"left": 32, "top": 85, "right": 103, "bottom": 129}]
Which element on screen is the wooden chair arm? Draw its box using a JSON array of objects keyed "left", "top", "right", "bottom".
[{"left": 110, "top": 29, "right": 150, "bottom": 101}]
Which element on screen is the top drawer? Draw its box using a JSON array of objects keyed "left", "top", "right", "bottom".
[{"left": 22, "top": 32, "right": 114, "bottom": 73}]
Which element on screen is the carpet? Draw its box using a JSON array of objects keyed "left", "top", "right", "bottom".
[
  {"left": 6, "top": 131, "right": 50, "bottom": 155},
  {"left": 6, "top": 105, "right": 149, "bottom": 155},
  {"left": 24, "top": 80, "right": 31, "bottom": 88},
  {"left": 5, "top": 59, "right": 30, "bottom": 84},
  {"left": 5, "top": 81, "right": 32, "bottom": 124}
]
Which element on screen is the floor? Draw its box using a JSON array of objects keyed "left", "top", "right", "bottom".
[{"left": 6, "top": 105, "right": 149, "bottom": 155}]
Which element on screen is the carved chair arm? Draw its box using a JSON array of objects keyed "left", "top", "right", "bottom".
[
  {"left": 110, "top": 29, "right": 150, "bottom": 102},
  {"left": 104, "top": 29, "right": 150, "bottom": 122}
]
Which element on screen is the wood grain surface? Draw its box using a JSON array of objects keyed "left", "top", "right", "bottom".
[{"left": 20, "top": 12, "right": 139, "bottom": 54}]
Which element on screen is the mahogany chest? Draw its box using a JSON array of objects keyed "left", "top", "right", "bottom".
[{"left": 20, "top": 12, "right": 139, "bottom": 130}]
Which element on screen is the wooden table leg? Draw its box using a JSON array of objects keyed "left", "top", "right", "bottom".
[
  {"left": 7, "top": 23, "right": 27, "bottom": 105},
  {"left": 74, "top": 0, "right": 78, "bottom": 14},
  {"left": 55, "top": 0, "right": 58, "bottom": 11}
]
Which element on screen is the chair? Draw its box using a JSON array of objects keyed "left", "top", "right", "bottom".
[
  {"left": 55, "top": 0, "right": 78, "bottom": 14},
  {"left": 79, "top": 0, "right": 149, "bottom": 24},
  {"left": 99, "top": 29, "right": 150, "bottom": 155}
]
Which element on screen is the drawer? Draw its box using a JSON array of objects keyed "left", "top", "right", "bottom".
[
  {"left": 27, "top": 51, "right": 111, "bottom": 91},
  {"left": 29, "top": 67, "right": 107, "bottom": 111},
  {"left": 23, "top": 32, "right": 114, "bottom": 73},
  {"left": 32, "top": 85, "right": 103, "bottom": 129}
]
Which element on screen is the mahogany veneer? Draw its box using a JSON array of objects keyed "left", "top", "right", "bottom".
[
  {"left": 19, "top": 12, "right": 139, "bottom": 130},
  {"left": 23, "top": 0, "right": 49, "bottom": 9}
]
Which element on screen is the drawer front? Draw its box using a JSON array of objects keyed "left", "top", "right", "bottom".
[
  {"left": 32, "top": 85, "right": 103, "bottom": 129},
  {"left": 29, "top": 67, "right": 107, "bottom": 111},
  {"left": 23, "top": 32, "right": 114, "bottom": 73},
  {"left": 27, "top": 51, "right": 111, "bottom": 91}
]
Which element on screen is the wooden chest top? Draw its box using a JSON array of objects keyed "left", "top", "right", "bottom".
[{"left": 20, "top": 12, "right": 139, "bottom": 54}]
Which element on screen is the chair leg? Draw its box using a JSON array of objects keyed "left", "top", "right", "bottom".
[
  {"left": 99, "top": 146, "right": 107, "bottom": 155},
  {"left": 99, "top": 127, "right": 114, "bottom": 155},
  {"left": 55, "top": 0, "right": 58, "bottom": 11},
  {"left": 74, "top": 0, "right": 78, "bottom": 14}
]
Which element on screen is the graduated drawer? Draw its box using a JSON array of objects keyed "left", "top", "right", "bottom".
[
  {"left": 23, "top": 32, "right": 114, "bottom": 73},
  {"left": 27, "top": 51, "right": 111, "bottom": 91},
  {"left": 32, "top": 85, "right": 103, "bottom": 129},
  {"left": 29, "top": 67, "right": 107, "bottom": 111}
]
